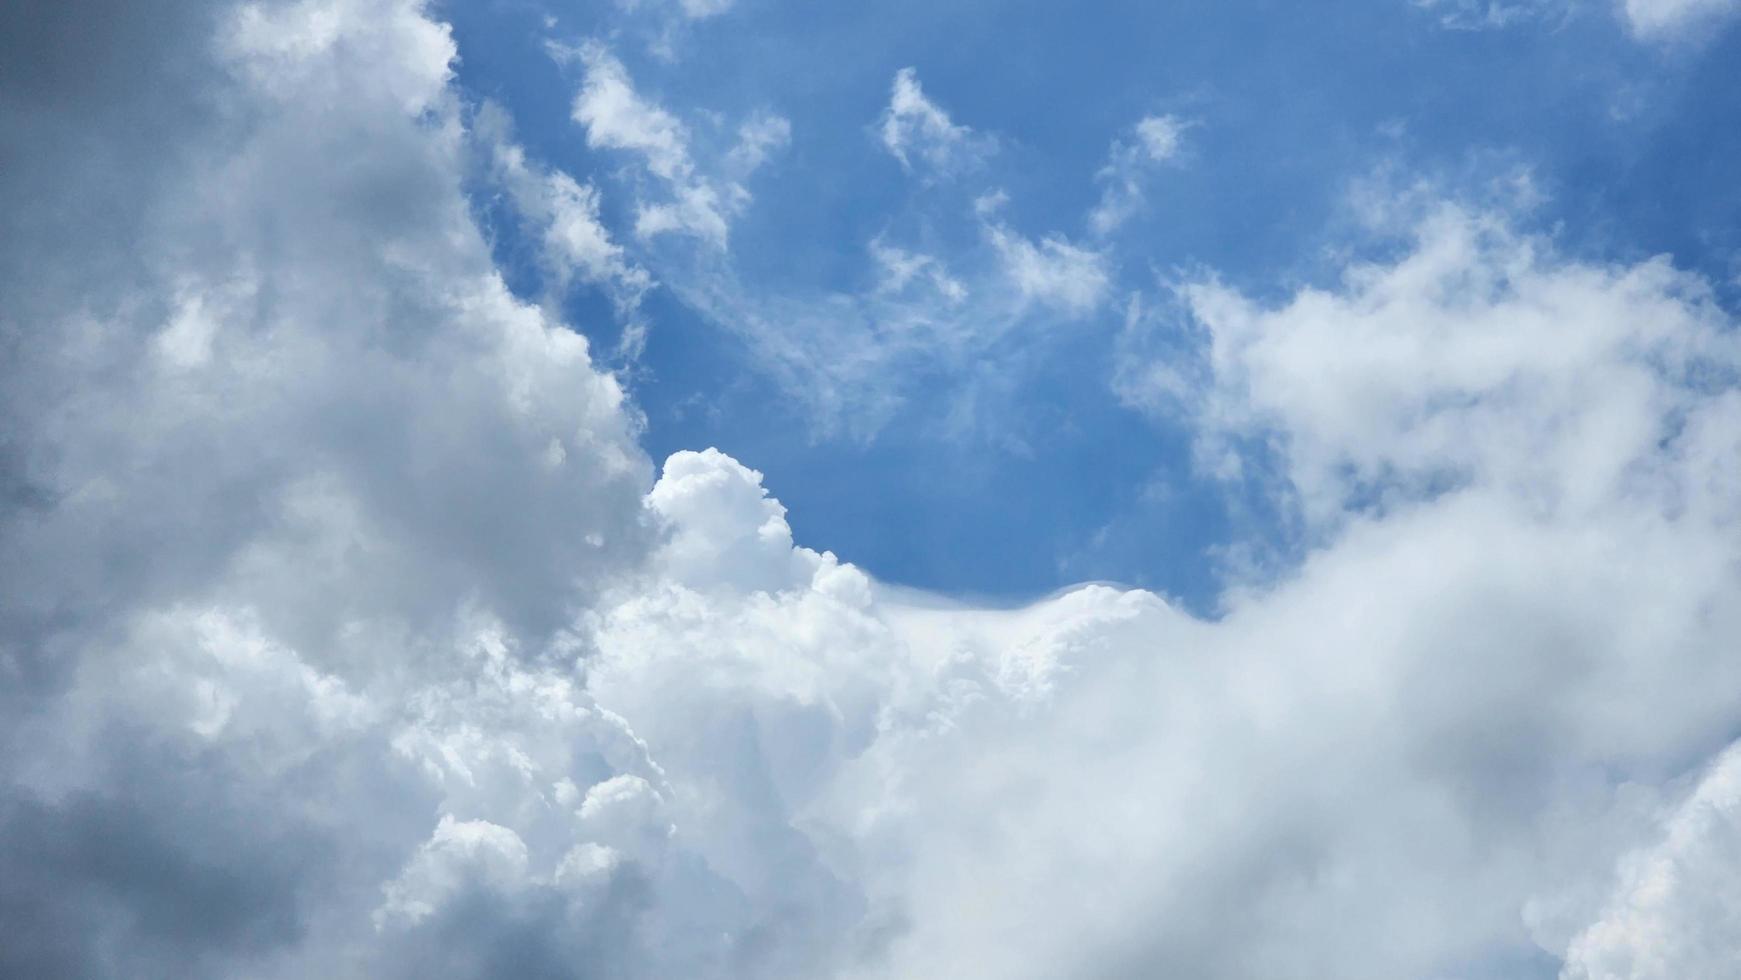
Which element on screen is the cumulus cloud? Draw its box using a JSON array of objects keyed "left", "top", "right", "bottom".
[
  {"left": 1122, "top": 201, "right": 1741, "bottom": 527},
  {"left": 8, "top": 1, "right": 1741, "bottom": 979},
  {"left": 1547, "top": 743, "right": 1741, "bottom": 979},
  {"left": 596, "top": 394, "right": 1741, "bottom": 978},
  {"left": 0, "top": 0, "right": 664, "bottom": 973},
  {"left": 830, "top": 197, "right": 1741, "bottom": 976},
  {"left": 1089, "top": 113, "right": 1192, "bottom": 236},
  {"left": 879, "top": 67, "right": 994, "bottom": 177}
]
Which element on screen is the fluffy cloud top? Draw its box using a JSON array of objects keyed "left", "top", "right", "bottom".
[
  {"left": 5, "top": 1, "right": 1741, "bottom": 979},
  {"left": 1552, "top": 744, "right": 1741, "bottom": 979},
  {"left": 1126, "top": 202, "right": 1741, "bottom": 526}
]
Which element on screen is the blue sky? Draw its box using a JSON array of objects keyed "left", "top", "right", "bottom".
[{"left": 444, "top": 0, "right": 1741, "bottom": 609}]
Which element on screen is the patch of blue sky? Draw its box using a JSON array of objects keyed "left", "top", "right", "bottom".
[{"left": 441, "top": 0, "right": 1741, "bottom": 612}]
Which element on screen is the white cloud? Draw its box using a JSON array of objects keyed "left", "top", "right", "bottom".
[
  {"left": 476, "top": 102, "right": 653, "bottom": 316},
  {"left": 987, "top": 223, "right": 1112, "bottom": 315},
  {"left": 1620, "top": 0, "right": 1741, "bottom": 37},
  {"left": 658, "top": 212, "right": 1111, "bottom": 438},
  {"left": 542, "top": 59, "right": 1087, "bottom": 435},
  {"left": 1544, "top": 743, "right": 1741, "bottom": 979},
  {"left": 8, "top": 2, "right": 1741, "bottom": 979},
  {"left": 224, "top": 0, "right": 458, "bottom": 114},
  {"left": 1122, "top": 200, "right": 1741, "bottom": 527},
  {"left": 573, "top": 188, "right": 1741, "bottom": 974},
  {"left": 869, "top": 238, "right": 967, "bottom": 304},
  {"left": 726, "top": 110, "right": 793, "bottom": 175},
  {"left": 1413, "top": 0, "right": 1740, "bottom": 38},
  {"left": 375, "top": 815, "right": 533, "bottom": 929},
  {"left": 565, "top": 42, "right": 783, "bottom": 248},
  {"left": 570, "top": 41, "right": 694, "bottom": 181},
  {"left": 0, "top": 0, "right": 672, "bottom": 973},
  {"left": 634, "top": 167, "right": 1109, "bottom": 436},
  {"left": 633, "top": 180, "right": 737, "bottom": 245},
  {"left": 594, "top": 401, "right": 1741, "bottom": 978},
  {"left": 1089, "top": 113, "right": 1191, "bottom": 236},
  {"left": 1412, "top": 0, "right": 1574, "bottom": 30},
  {"left": 879, "top": 67, "right": 994, "bottom": 177},
  {"left": 642, "top": 447, "right": 823, "bottom": 594}
]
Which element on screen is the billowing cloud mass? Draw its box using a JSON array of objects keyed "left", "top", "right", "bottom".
[
  {"left": 4, "top": 1, "right": 1741, "bottom": 979},
  {"left": 1549, "top": 743, "right": 1741, "bottom": 979}
]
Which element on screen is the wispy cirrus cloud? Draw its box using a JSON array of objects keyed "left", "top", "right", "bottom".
[
  {"left": 558, "top": 64, "right": 1116, "bottom": 438},
  {"left": 1412, "top": 0, "right": 1739, "bottom": 39},
  {"left": 1411, "top": 0, "right": 1574, "bottom": 30},
  {"left": 1089, "top": 113, "right": 1194, "bottom": 236},
  {"left": 879, "top": 67, "right": 996, "bottom": 178},
  {"left": 558, "top": 41, "right": 787, "bottom": 248},
  {"left": 985, "top": 221, "right": 1111, "bottom": 315},
  {"left": 475, "top": 101, "right": 653, "bottom": 318}
]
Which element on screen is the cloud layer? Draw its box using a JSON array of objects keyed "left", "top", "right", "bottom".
[{"left": 4, "top": 1, "right": 1741, "bottom": 979}]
